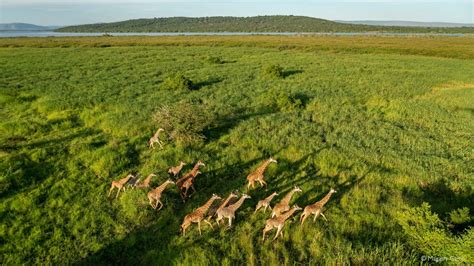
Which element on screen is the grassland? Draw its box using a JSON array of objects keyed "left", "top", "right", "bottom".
[{"left": 1, "top": 35, "right": 473, "bottom": 264}]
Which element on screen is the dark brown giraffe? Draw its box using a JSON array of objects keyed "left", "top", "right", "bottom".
[
  {"left": 246, "top": 157, "right": 277, "bottom": 190},
  {"left": 180, "top": 171, "right": 202, "bottom": 200},
  {"left": 176, "top": 160, "right": 205, "bottom": 188},
  {"left": 300, "top": 188, "right": 336, "bottom": 224}
]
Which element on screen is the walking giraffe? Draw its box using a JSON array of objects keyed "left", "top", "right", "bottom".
[
  {"left": 176, "top": 160, "right": 205, "bottom": 188},
  {"left": 180, "top": 171, "right": 202, "bottom": 200},
  {"left": 148, "top": 128, "right": 165, "bottom": 149},
  {"left": 262, "top": 205, "right": 302, "bottom": 241},
  {"left": 168, "top": 161, "right": 186, "bottom": 178},
  {"left": 108, "top": 174, "right": 134, "bottom": 199},
  {"left": 271, "top": 186, "right": 302, "bottom": 217},
  {"left": 300, "top": 188, "right": 337, "bottom": 224},
  {"left": 147, "top": 179, "right": 175, "bottom": 210},
  {"left": 181, "top": 194, "right": 221, "bottom": 236},
  {"left": 216, "top": 194, "right": 251, "bottom": 227},
  {"left": 207, "top": 191, "right": 239, "bottom": 221},
  {"left": 136, "top": 173, "right": 157, "bottom": 189},
  {"left": 246, "top": 157, "right": 277, "bottom": 190},
  {"left": 255, "top": 191, "right": 279, "bottom": 213}
]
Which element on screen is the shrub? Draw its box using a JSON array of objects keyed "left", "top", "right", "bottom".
[
  {"left": 261, "top": 64, "right": 283, "bottom": 79},
  {"left": 161, "top": 73, "right": 194, "bottom": 91},
  {"left": 449, "top": 207, "right": 471, "bottom": 224},
  {"left": 152, "top": 102, "right": 214, "bottom": 145},
  {"left": 260, "top": 88, "right": 303, "bottom": 112}
]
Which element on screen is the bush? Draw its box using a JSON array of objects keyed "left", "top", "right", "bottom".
[
  {"left": 161, "top": 73, "right": 194, "bottom": 91},
  {"left": 260, "top": 88, "right": 303, "bottom": 112},
  {"left": 152, "top": 102, "right": 214, "bottom": 145},
  {"left": 261, "top": 64, "right": 283, "bottom": 78}
]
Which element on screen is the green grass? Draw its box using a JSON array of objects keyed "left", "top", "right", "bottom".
[{"left": 0, "top": 36, "right": 473, "bottom": 264}]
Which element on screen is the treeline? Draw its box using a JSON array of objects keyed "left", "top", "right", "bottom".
[{"left": 56, "top": 16, "right": 474, "bottom": 33}]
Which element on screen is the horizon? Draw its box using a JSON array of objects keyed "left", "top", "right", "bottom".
[{"left": 1, "top": 1, "right": 472, "bottom": 26}]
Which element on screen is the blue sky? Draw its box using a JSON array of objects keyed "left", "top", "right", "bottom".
[{"left": 1, "top": 0, "right": 472, "bottom": 26}]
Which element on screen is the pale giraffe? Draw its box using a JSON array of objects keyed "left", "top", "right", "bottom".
[
  {"left": 176, "top": 160, "right": 205, "bottom": 188},
  {"left": 216, "top": 194, "right": 251, "bottom": 227},
  {"left": 108, "top": 174, "right": 134, "bottom": 199},
  {"left": 181, "top": 194, "right": 221, "bottom": 236},
  {"left": 271, "top": 186, "right": 302, "bottom": 217},
  {"left": 168, "top": 161, "right": 187, "bottom": 178},
  {"left": 262, "top": 205, "right": 302, "bottom": 241},
  {"left": 246, "top": 157, "right": 277, "bottom": 190},
  {"left": 300, "top": 188, "right": 337, "bottom": 224},
  {"left": 147, "top": 179, "right": 175, "bottom": 210},
  {"left": 180, "top": 170, "right": 202, "bottom": 200},
  {"left": 136, "top": 173, "right": 157, "bottom": 189},
  {"left": 207, "top": 191, "right": 239, "bottom": 221},
  {"left": 255, "top": 191, "right": 279, "bottom": 213},
  {"left": 148, "top": 128, "right": 165, "bottom": 149}
]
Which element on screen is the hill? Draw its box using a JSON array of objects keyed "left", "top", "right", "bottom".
[
  {"left": 0, "top": 23, "right": 59, "bottom": 31},
  {"left": 56, "top": 16, "right": 474, "bottom": 33}
]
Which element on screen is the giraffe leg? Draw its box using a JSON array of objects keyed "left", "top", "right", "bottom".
[
  {"left": 115, "top": 187, "right": 121, "bottom": 199},
  {"left": 262, "top": 225, "right": 272, "bottom": 241},
  {"left": 313, "top": 211, "right": 320, "bottom": 222},
  {"left": 320, "top": 212, "right": 327, "bottom": 221},
  {"left": 158, "top": 140, "right": 163, "bottom": 149},
  {"left": 108, "top": 186, "right": 114, "bottom": 197},
  {"left": 157, "top": 200, "right": 164, "bottom": 211},
  {"left": 255, "top": 203, "right": 261, "bottom": 213},
  {"left": 191, "top": 184, "right": 196, "bottom": 193},
  {"left": 228, "top": 217, "right": 232, "bottom": 227},
  {"left": 198, "top": 221, "right": 202, "bottom": 235},
  {"left": 216, "top": 215, "right": 222, "bottom": 227},
  {"left": 204, "top": 219, "right": 214, "bottom": 229},
  {"left": 273, "top": 226, "right": 282, "bottom": 240}
]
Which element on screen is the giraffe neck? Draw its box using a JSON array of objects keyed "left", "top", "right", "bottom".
[
  {"left": 154, "top": 129, "right": 162, "bottom": 138},
  {"left": 282, "top": 190, "right": 296, "bottom": 204},
  {"left": 120, "top": 175, "right": 133, "bottom": 185},
  {"left": 266, "top": 193, "right": 277, "bottom": 202},
  {"left": 318, "top": 192, "right": 334, "bottom": 207},
  {"left": 229, "top": 197, "right": 247, "bottom": 211},
  {"left": 145, "top": 174, "right": 154, "bottom": 182},
  {"left": 191, "top": 163, "right": 201, "bottom": 176},
  {"left": 280, "top": 208, "right": 298, "bottom": 221},
  {"left": 257, "top": 159, "right": 272, "bottom": 175},
  {"left": 197, "top": 197, "right": 218, "bottom": 214},
  {"left": 155, "top": 181, "right": 171, "bottom": 194},
  {"left": 218, "top": 195, "right": 235, "bottom": 211}
]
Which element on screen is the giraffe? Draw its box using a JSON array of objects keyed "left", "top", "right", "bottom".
[
  {"left": 176, "top": 160, "right": 205, "bottom": 188},
  {"left": 181, "top": 194, "right": 221, "bottom": 236},
  {"left": 148, "top": 128, "right": 165, "bottom": 149},
  {"left": 168, "top": 161, "right": 187, "bottom": 178},
  {"left": 136, "top": 173, "right": 157, "bottom": 189},
  {"left": 147, "top": 179, "right": 175, "bottom": 210},
  {"left": 246, "top": 157, "right": 277, "bottom": 190},
  {"left": 300, "top": 188, "right": 337, "bottom": 225},
  {"left": 126, "top": 174, "right": 140, "bottom": 189},
  {"left": 180, "top": 170, "right": 202, "bottom": 200},
  {"left": 271, "top": 186, "right": 302, "bottom": 217},
  {"left": 207, "top": 191, "right": 239, "bottom": 221},
  {"left": 108, "top": 173, "right": 134, "bottom": 199},
  {"left": 262, "top": 205, "right": 302, "bottom": 241},
  {"left": 216, "top": 194, "right": 251, "bottom": 227},
  {"left": 254, "top": 191, "right": 279, "bottom": 214}
]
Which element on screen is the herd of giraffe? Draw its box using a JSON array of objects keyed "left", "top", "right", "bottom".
[{"left": 107, "top": 129, "right": 337, "bottom": 241}]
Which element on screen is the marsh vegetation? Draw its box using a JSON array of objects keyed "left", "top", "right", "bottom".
[{"left": 0, "top": 35, "right": 473, "bottom": 264}]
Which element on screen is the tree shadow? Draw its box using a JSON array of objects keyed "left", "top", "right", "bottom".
[
  {"left": 402, "top": 178, "right": 474, "bottom": 234},
  {"left": 282, "top": 69, "right": 304, "bottom": 78}
]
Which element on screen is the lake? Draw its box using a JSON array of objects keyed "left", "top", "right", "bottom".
[{"left": 0, "top": 31, "right": 467, "bottom": 38}]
